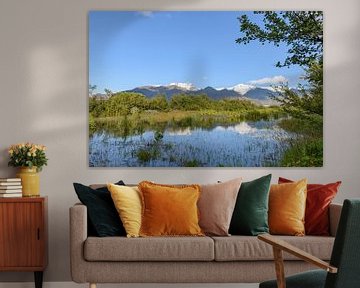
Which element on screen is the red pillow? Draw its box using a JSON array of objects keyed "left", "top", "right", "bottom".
[{"left": 278, "top": 177, "right": 341, "bottom": 236}]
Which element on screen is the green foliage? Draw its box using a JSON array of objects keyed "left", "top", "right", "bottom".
[
  {"left": 92, "top": 92, "right": 147, "bottom": 117},
  {"left": 237, "top": 11, "right": 323, "bottom": 67},
  {"left": 183, "top": 160, "right": 200, "bottom": 167},
  {"left": 278, "top": 117, "right": 322, "bottom": 167},
  {"left": 170, "top": 94, "right": 212, "bottom": 110},
  {"left": 278, "top": 118, "right": 322, "bottom": 137},
  {"left": 275, "top": 61, "right": 323, "bottom": 124},
  {"left": 104, "top": 88, "right": 113, "bottom": 98},
  {"left": 8, "top": 143, "right": 48, "bottom": 171},
  {"left": 281, "top": 138, "right": 323, "bottom": 167},
  {"left": 88, "top": 91, "right": 271, "bottom": 119},
  {"left": 89, "top": 114, "right": 96, "bottom": 134},
  {"left": 136, "top": 131, "right": 164, "bottom": 163},
  {"left": 236, "top": 11, "right": 324, "bottom": 168},
  {"left": 148, "top": 95, "right": 169, "bottom": 111},
  {"left": 89, "top": 84, "right": 97, "bottom": 96},
  {"left": 111, "top": 92, "right": 147, "bottom": 115},
  {"left": 154, "top": 131, "right": 164, "bottom": 142},
  {"left": 136, "top": 150, "right": 153, "bottom": 163},
  {"left": 93, "top": 107, "right": 285, "bottom": 139},
  {"left": 89, "top": 98, "right": 106, "bottom": 117}
]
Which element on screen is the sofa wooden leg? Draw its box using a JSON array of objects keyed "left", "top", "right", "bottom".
[{"left": 89, "top": 283, "right": 96, "bottom": 288}]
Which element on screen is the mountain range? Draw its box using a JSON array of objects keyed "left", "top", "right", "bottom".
[
  {"left": 127, "top": 82, "right": 282, "bottom": 105},
  {"left": 94, "top": 82, "right": 286, "bottom": 105}
]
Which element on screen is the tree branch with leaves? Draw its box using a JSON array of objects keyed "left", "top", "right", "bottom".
[{"left": 236, "top": 11, "right": 323, "bottom": 68}]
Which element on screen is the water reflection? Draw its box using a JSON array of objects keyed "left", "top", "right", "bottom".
[
  {"left": 89, "top": 119, "right": 294, "bottom": 167},
  {"left": 214, "top": 122, "right": 258, "bottom": 134},
  {"left": 168, "top": 127, "right": 192, "bottom": 136}
]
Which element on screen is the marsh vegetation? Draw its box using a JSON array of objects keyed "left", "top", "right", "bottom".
[{"left": 88, "top": 94, "right": 302, "bottom": 167}]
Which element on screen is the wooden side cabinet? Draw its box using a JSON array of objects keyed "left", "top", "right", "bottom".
[{"left": 0, "top": 197, "right": 47, "bottom": 288}]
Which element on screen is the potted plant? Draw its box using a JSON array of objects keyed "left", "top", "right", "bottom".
[{"left": 8, "top": 143, "right": 48, "bottom": 197}]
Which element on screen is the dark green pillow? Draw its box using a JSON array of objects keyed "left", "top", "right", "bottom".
[
  {"left": 229, "top": 174, "right": 272, "bottom": 236},
  {"left": 73, "top": 181, "right": 126, "bottom": 237}
]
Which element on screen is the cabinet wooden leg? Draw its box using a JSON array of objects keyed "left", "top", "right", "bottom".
[
  {"left": 34, "top": 271, "right": 43, "bottom": 288},
  {"left": 89, "top": 283, "right": 97, "bottom": 288}
]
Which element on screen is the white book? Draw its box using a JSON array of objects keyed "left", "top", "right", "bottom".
[
  {"left": 0, "top": 186, "right": 22, "bottom": 190},
  {"left": 0, "top": 178, "right": 21, "bottom": 182},
  {"left": 0, "top": 187, "right": 22, "bottom": 193},
  {"left": 0, "top": 182, "right": 22, "bottom": 186},
  {"left": 0, "top": 189, "right": 22, "bottom": 193},
  {"left": 0, "top": 193, "right": 22, "bottom": 198}
]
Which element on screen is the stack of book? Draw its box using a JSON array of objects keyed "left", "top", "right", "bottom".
[{"left": 0, "top": 178, "right": 22, "bottom": 197}]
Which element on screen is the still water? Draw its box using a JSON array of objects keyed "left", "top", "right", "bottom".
[{"left": 89, "top": 120, "right": 294, "bottom": 167}]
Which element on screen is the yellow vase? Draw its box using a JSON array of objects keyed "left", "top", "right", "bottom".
[{"left": 16, "top": 167, "right": 40, "bottom": 197}]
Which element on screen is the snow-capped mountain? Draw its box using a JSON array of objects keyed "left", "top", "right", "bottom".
[
  {"left": 123, "top": 82, "right": 282, "bottom": 104},
  {"left": 231, "top": 83, "right": 256, "bottom": 95},
  {"left": 167, "top": 82, "right": 196, "bottom": 91}
]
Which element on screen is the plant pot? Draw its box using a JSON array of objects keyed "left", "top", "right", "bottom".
[{"left": 16, "top": 167, "right": 40, "bottom": 197}]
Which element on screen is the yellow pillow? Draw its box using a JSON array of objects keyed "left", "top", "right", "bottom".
[
  {"left": 138, "top": 181, "right": 204, "bottom": 237},
  {"left": 107, "top": 183, "right": 142, "bottom": 238},
  {"left": 269, "top": 179, "right": 307, "bottom": 236}
]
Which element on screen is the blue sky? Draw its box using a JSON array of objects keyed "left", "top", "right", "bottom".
[{"left": 89, "top": 11, "right": 304, "bottom": 93}]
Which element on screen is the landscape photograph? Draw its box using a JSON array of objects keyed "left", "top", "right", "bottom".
[{"left": 88, "top": 11, "right": 323, "bottom": 167}]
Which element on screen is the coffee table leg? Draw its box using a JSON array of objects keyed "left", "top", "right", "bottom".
[{"left": 34, "top": 271, "right": 43, "bottom": 288}]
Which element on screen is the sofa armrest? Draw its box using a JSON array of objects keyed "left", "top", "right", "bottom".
[
  {"left": 69, "top": 203, "right": 88, "bottom": 283},
  {"left": 329, "top": 203, "right": 342, "bottom": 237}
]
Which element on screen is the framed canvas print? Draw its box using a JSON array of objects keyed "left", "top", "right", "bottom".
[{"left": 89, "top": 11, "right": 323, "bottom": 167}]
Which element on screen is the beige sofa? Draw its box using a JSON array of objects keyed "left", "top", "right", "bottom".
[{"left": 70, "top": 202, "right": 342, "bottom": 287}]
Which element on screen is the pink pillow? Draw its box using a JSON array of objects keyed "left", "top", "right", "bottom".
[{"left": 198, "top": 178, "right": 242, "bottom": 236}]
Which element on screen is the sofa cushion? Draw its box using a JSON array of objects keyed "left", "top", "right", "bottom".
[
  {"left": 229, "top": 174, "right": 271, "bottom": 236},
  {"left": 84, "top": 236, "right": 214, "bottom": 261},
  {"left": 139, "top": 181, "right": 203, "bottom": 237},
  {"left": 212, "top": 236, "right": 334, "bottom": 261},
  {"left": 198, "top": 178, "right": 242, "bottom": 236},
  {"left": 73, "top": 181, "right": 126, "bottom": 237},
  {"left": 279, "top": 177, "right": 341, "bottom": 236},
  {"left": 269, "top": 179, "right": 307, "bottom": 236},
  {"left": 108, "top": 184, "right": 142, "bottom": 238}
]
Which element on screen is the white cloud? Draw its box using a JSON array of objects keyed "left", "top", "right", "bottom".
[
  {"left": 248, "top": 75, "right": 288, "bottom": 85},
  {"left": 138, "top": 11, "right": 154, "bottom": 18}
]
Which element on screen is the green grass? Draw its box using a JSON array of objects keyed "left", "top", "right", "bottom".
[
  {"left": 278, "top": 117, "right": 322, "bottom": 137},
  {"left": 278, "top": 118, "right": 323, "bottom": 167},
  {"left": 280, "top": 137, "right": 323, "bottom": 167},
  {"left": 183, "top": 159, "right": 201, "bottom": 167}
]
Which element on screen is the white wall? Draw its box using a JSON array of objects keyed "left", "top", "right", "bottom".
[{"left": 0, "top": 0, "right": 359, "bottom": 283}]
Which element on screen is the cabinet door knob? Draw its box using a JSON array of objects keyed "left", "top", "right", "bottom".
[{"left": 37, "top": 228, "right": 40, "bottom": 240}]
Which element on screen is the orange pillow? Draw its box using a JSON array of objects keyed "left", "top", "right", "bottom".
[
  {"left": 138, "top": 181, "right": 204, "bottom": 237},
  {"left": 269, "top": 179, "right": 307, "bottom": 236},
  {"left": 278, "top": 177, "right": 341, "bottom": 235}
]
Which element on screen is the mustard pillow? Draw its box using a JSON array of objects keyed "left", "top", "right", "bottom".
[
  {"left": 107, "top": 183, "right": 142, "bottom": 238},
  {"left": 138, "top": 181, "right": 204, "bottom": 237},
  {"left": 269, "top": 179, "right": 307, "bottom": 236}
]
